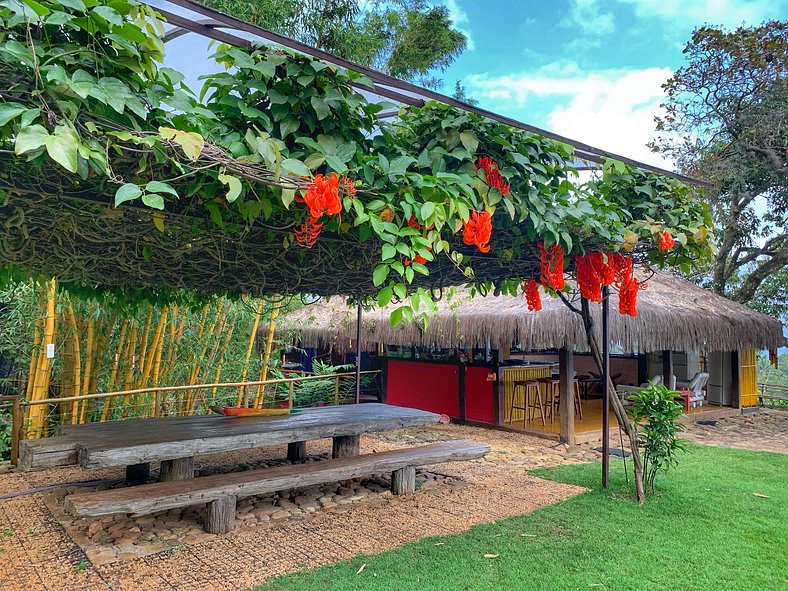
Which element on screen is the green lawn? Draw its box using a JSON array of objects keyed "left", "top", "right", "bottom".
[{"left": 254, "top": 444, "right": 787, "bottom": 591}]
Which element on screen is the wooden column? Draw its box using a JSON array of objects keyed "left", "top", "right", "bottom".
[
  {"left": 662, "top": 350, "right": 674, "bottom": 389},
  {"left": 558, "top": 347, "right": 575, "bottom": 445},
  {"left": 637, "top": 353, "right": 648, "bottom": 385},
  {"left": 332, "top": 435, "right": 360, "bottom": 458},
  {"left": 391, "top": 465, "right": 416, "bottom": 495},
  {"left": 730, "top": 350, "right": 741, "bottom": 409},
  {"left": 287, "top": 441, "right": 306, "bottom": 462},
  {"left": 159, "top": 456, "right": 195, "bottom": 481},
  {"left": 204, "top": 495, "right": 236, "bottom": 534},
  {"left": 125, "top": 462, "right": 151, "bottom": 485}
]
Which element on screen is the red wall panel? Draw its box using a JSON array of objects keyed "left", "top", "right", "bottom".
[
  {"left": 385, "top": 360, "right": 460, "bottom": 417},
  {"left": 464, "top": 366, "right": 495, "bottom": 424}
]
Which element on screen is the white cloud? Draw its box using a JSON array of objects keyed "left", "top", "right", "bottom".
[
  {"left": 562, "top": 0, "right": 616, "bottom": 36},
  {"left": 616, "top": 0, "right": 784, "bottom": 29},
  {"left": 466, "top": 63, "right": 674, "bottom": 167},
  {"left": 442, "top": 0, "right": 475, "bottom": 51}
]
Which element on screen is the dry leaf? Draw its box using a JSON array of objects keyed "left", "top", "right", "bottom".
[
  {"left": 483, "top": 554, "right": 499, "bottom": 559},
  {"left": 753, "top": 493, "right": 769, "bottom": 498},
  {"left": 356, "top": 564, "right": 366, "bottom": 574},
  {"left": 434, "top": 542, "right": 445, "bottom": 546}
]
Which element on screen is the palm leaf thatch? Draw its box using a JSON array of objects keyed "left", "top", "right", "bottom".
[{"left": 272, "top": 271, "right": 783, "bottom": 355}]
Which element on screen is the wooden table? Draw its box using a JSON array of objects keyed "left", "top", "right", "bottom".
[{"left": 18, "top": 404, "right": 440, "bottom": 480}]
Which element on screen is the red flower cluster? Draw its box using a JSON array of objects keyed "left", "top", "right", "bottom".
[
  {"left": 575, "top": 252, "right": 643, "bottom": 316},
  {"left": 404, "top": 254, "right": 427, "bottom": 266},
  {"left": 340, "top": 176, "right": 357, "bottom": 198},
  {"left": 475, "top": 156, "right": 510, "bottom": 197},
  {"left": 407, "top": 215, "right": 422, "bottom": 229},
  {"left": 293, "top": 173, "right": 346, "bottom": 248},
  {"left": 539, "top": 242, "right": 566, "bottom": 291},
  {"left": 293, "top": 217, "right": 323, "bottom": 249},
  {"left": 659, "top": 230, "right": 675, "bottom": 251},
  {"left": 462, "top": 210, "right": 493, "bottom": 253},
  {"left": 524, "top": 279, "right": 542, "bottom": 311}
]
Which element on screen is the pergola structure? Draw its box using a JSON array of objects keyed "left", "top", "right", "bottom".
[{"left": 0, "top": 0, "right": 714, "bottom": 487}]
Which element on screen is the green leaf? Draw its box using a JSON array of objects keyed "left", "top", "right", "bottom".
[
  {"left": 421, "top": 202, "right": 435, "bottom": 220},
  {"left": 334, "top": 142, "right": 357, "bottom": 163},
  {"left": 281, "top": 158, "right": 310, "bottom": 177},
  {"left": 377, "top": 286, "right": 393, "bottom": 307},
  {"left": 218, "top": 173, "right": 243, "bottom": 203},
  {"left": 381, "top": 244, "right": 396, "bottom": 261},
  {"left": 92, "top": 5, "right": 123, "bottom": 25},
  {"left": 0, "top": 103, "right": 27, "bottom": 126},
  {"left": 325, "top": 154, "right": 348, "bottom": 173},
  {"left": 459, "top": 131, "right": 479, "bottom": 154},
  {"left": 393, "top": 283, "right": 406, "bottom": 300},
  {"left": 14, "top": 124, "right": 49, "bottom": 155},
  {"left": 372, "top": 264, "right": 389, "bottom": 287},
  {"left": 280, "top": 116, "right": 300, "bottom": 138},
  {"left": 145, "top": 181, "right": 178, "bottom": 197},
  {"left": 114, "top": 183, "right": 142, "bottom": 206},
  {"left": 142, "top": 193, "right": 165, "bottom": 210},
  {"left": 152, "top": 212, "right": 165, "bottom": 233},
  {"left": 310, "top": 96, "right": 330, "bottom": 119},
  {"left": 281, "top": 188, "right": 296, "bottom": 209},
  {"left": 45, "top": 125, "right": 79, "bottom": 173},
  {"left": 390, "top": 307, "right": 404, "bottom": 328},
  {"left": 205, "top": 201, "right": 224, "bottom": 228}
]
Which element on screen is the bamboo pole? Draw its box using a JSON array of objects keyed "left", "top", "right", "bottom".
[
  {"left": 79, "top": 308, "right": 96, "bottom": 423},
  {"left": 64, "top": 300, "right": 82, "bottom": 425},
  {"left": 211, "top": 323, "right": 235, "bottom": 397},
  {"left": 25, "top": 318, "right": 42, "bottom": 401},
  {"left": 186, "top": 301, "right": 223, "bottom": 414},
  {"left": 140, "top": 307, "right": 168, "bottom": 389},
  {"left": 29, "top": 278, "right": 56, "bottom": 437},
  {"left": 237, "top": 299, "right": 264, "bottom": 407},
  {"left": 88, "top": 316, "right": 107, "bottom": 396},
  {"left": 151, "top": 310, "right": 169, "bottom": 417},
  {"left": 122, "top": 324, "right": 138, "bottom": 412},
  {"left": 136, "top": 305, "right": 153, "bottom": 386},
  {"left": 101, "top": 319, "right": 128, "bottom": 421},
  {"left": 254, "top": 300, "right": 281, "bottom": 408}
]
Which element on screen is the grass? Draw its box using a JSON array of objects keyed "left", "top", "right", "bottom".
[{"left": 254, "top": 444, "right": 787, "bottom": 591}]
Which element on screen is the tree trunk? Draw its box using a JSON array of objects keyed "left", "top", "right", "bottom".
[{"left": 580, "top": 299, "right": 646, "bottom": 504}]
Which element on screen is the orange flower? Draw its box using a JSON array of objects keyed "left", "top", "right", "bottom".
[
  {"left": 462, "top": 210, "right": 493, "bottom": 253},
  {"left": 293, "top": 217, "right": 323, "bottom": 249},
  {"left": 538, "top": 243, "right": 566, "bottom": 291},
  {"left": 340, "top": 176, "right": 357, "bottom": 197},
  {"left": 475, "top": 156, "right": 510, "bottom": 197},
  {"left": 659, "top": 230, "right": 675, "bottom": 251},
  {"left": 297, "top": 173, "right": 342, "bottom": 220},
  {"left": 524, "top": 279, "right": 542, "bottom": 311},
  {"left": 414, "top": 254, "right": 427, "bottom": 265}
]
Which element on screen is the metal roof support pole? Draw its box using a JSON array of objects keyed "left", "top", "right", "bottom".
[
  {"left": 355, "top": 301, "right": 362, "bottom": 405},
  {"left": 602, "top": 285, "right": 610, "bottom": 489}
]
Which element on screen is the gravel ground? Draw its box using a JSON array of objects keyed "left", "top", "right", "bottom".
[
  {"left": 681, "top": 408, "right": 788, "bottom": 454},
  {"left": 0, "top": 424, "right": 587, "bottom": 591}
]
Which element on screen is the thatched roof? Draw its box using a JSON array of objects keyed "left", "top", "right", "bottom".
[{"left": 272, "top": 271, "right": 784, "bottom": 354}]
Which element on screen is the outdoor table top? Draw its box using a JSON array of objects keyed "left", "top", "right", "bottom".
[{"left": 71, "top": 403, "right": 440, "bottom": 469}]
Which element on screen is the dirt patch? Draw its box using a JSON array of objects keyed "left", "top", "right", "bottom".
[
  {"left": 681, "top": 408, "right": 788, "bottom": 454},
  {"left": 0, "top": 424, "right": 585, "bottom": 591}
]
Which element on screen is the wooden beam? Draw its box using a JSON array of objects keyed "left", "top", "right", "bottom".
[
  {"left": 125, "top": 463, "right": 150, "bottom": 485},
  {"left": 662, "top": 350, "right": 674, "bottom": 389},
  {"left": 287, "top": 441, "right": 306, "bottom": 462},
  {"left": 558, "top": 348, "right": 575, "bottom": 445},
  {"left": 731, "top": 350, "right": 741, "bottom": 409},
  {"left": 332, "top": 435, "right": 360, "bottom": 458},
  {"left": 205, "top": 495, "right": 236, "bottom": 534},
  {"left": 391, "top": 466, "right": 416, "bottom": 495},
  {"left": 159, "top": 457, "right": 195, "bottom": 481}
]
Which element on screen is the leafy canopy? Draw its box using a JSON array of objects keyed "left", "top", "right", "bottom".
[{"left": 0, "top": 0, "right": 712, "bottom": 325}]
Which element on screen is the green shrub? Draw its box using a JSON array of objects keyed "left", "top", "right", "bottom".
[{"left": 628, "top": 382, "right": 686, "bottom": 494}]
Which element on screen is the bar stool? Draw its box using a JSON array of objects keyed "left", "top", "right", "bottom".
[
  {"left": 523, "top": 380, "right": 546, "bottom": 426},
  {"left": 542, "top": 378, "right": 584, "bottom": 420},
  {"left": 509, "top": 380, "right": 528, "bottom": 426}
]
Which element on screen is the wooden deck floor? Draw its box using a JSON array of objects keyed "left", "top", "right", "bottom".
[{"left": 504, "top": 398, "right": 739, "bottom": 439}]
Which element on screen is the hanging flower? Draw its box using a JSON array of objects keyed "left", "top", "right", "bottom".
[
  {"left": 293, "top": 217, "right": 323, "bottom": 249},
  {"left": 619, "top": 275, "right": 640, "bottom": 317},
  {"left": 575, "top": 253, "right": 606, "bottom": 302},
  {"left": 403, "top": 255, "right": 426, "bottom": 266},
  {"left": 538, "top": 243, "right": 566, "bottom": 291},
  {"left": 407, "top": 215, "right": 421, "bottom": 228},
  {"left": 340, "top": 175, "right": 357, "bottom": 198},
  {"left": 296, "top": 173, "right": 342, "bottom": 220},
  {"left": 462, "top": 210, "right": 493, "bottom": 253},
  {"left": 659, "top": 230, "right": 675, "bottom": 251},
  {"left": 524, "top": 279, "right": 542, "bottom": 311},
  {"left": 475, "top": 156, "right": 511, "bottom": 197}
]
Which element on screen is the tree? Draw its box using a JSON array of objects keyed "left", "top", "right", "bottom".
[
  {"left": 201, "top": 0, "right": 467, "bottom": 88},
  {"left": 654, "top": 21, "right": 787, "bottom": 309}
]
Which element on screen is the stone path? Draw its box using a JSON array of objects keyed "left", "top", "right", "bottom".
[
  {"left": 0, "top": 425, "right": 587, "bottom": 591},
  {"left": 681, "top": 408, "right": 788, "bottom": 454}
]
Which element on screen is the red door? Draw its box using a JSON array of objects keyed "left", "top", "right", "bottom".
[{"left": 385, "top": 360, "right": 460, "bottom": 418}]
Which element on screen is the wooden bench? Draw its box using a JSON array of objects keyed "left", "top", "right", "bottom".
[{"left": 64, "top": 439, "right": 489, "bottom": 534}]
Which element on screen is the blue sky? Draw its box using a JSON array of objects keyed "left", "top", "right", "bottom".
[
  {"left": 436, "top": 0, "right": 788, "bottom": 166},
  {"left": 159, "top": 0, "right": 788, "bottom": 168}
]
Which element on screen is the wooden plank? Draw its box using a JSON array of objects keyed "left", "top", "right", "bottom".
[
  {"left": 125, "top": 463, "right": 150, "bottom": 485},
  {"left": 205, "top": 496, "right": 236, "bottom": 534},
  {"left": 287, "top": 441, "right": 306, "bottom": 462},
  {"left": 64, "top": 440, "right": 490, "bottom": 517},
  {"left": 77, "top": 404, "right": 439, "bottom": 469}
]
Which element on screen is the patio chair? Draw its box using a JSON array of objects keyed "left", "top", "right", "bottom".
[
  {"left": 653, "top": 374, "right": 677, "bottom": 390},
  {"left": 678, "top": 372, "right": 709, "bottom": 408}
]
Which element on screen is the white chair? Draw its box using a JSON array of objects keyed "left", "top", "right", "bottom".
[
  {"left": 679, "top": 372, "right": 709, "bottom": 408},
  {"left": 653, "top": 374, "right": 677, "bottom": 390}
]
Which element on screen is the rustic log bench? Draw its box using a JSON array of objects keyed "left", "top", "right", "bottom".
[{"left": 64, "top": 439, "right": 490, "bottom": 534}]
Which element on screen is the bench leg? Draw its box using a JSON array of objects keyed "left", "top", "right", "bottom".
[
  {"left": 205, "top": 495, "right": 236, "bottom": 534},
  {"left": 391, "top": 465, "right": 416, "bottom": 495},
  {"left": 287, "top": 441, "right": 306, "bottom": 462},
  {"left": 332, "top": 435, "right": 360, "bottom": 458},
  {"left": 159, "top": 457, "right": 195, "bottom": 482},
  {"left": 125, "top": 462, "right": 150, "bottom": 485}
]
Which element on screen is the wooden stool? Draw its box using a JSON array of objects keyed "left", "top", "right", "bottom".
[
  {"left": 573, "top": 381, "right": 583, "bottom": 419},
  {"left": 538, "top": 377, "right": 560, "bottom": 423},
  {"left": 509, "top": 381, "right": 529, "bottom": 426},
  {"left": 524, "top": 381, "right": 546, "bottom": 426}
]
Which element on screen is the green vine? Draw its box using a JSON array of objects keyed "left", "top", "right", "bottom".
[{"left": 0, "top": 0, "right": 713, "bottom": 325}]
